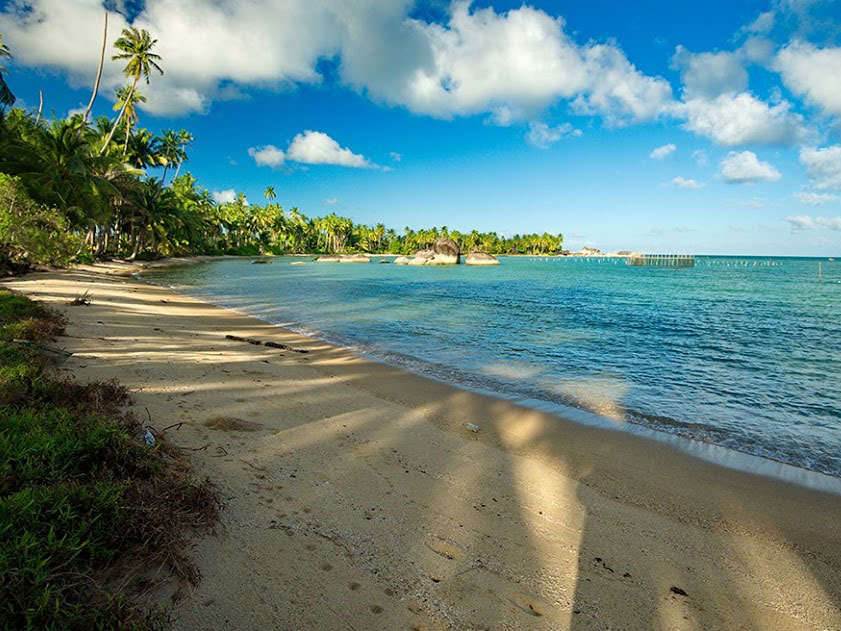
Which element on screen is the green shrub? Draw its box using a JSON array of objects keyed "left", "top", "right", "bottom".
[{"left": 0, "top": 173, "right": 82, "bottom": 268}]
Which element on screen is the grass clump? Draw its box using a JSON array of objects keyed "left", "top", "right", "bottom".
[{"left": 0, "top": 288, "right": 219, "bottom": 630}]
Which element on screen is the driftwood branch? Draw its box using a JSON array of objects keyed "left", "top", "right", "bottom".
[{"left": 224, "top": 334, "right": 309, "bottom": 354}]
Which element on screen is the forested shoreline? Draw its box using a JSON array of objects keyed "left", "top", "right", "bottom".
[{"left": 0, "top": 27, "right": 563, "bottom": 273}]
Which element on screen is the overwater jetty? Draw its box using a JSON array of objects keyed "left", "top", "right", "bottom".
[{"left": 626, "top": 254, "right": 695, "bottom": 267}]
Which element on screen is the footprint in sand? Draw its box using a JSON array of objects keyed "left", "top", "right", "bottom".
[
  {"left": 349, "top": 582, "right": 360, "bottom": 591},
  {"left": 321, "top": 563, "right": 333, "bottom": 571},
  {"left": 425, "top": 537, "right": 465, "bottom": 561}
]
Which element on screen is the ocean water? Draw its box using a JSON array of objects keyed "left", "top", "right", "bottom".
[{"left": 143, "top": 256, "right": 841, "bottom": 479}]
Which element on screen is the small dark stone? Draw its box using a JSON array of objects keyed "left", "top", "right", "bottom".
[{"left": 670, "top": 586, "right": 689, "bottom": 597}]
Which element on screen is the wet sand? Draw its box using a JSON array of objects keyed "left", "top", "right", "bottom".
[{"left": 5, "top": 263, "right": 841, "bottom": 630}]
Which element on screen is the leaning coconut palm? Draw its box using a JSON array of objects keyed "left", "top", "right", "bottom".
[
  {"left": 83, "top": 12, "right": 108, "bottom": 123},
  {"left": 173, "top": 129, "right": 193, "bottom": 177},
  {"left": 113, "top": 85, "right": 146, "bottom": 154},
  {"left": 157, "top": 129, "right": 185, "bottom": 183},
  {"left": 99, "top": 27, "right": 162, "bottom": 155},
  {"left": 0, "top": 33, "right": 15, "bottom": 109},
  {"left": 264, "top": 186, "right": 276, "bottom": 201}
]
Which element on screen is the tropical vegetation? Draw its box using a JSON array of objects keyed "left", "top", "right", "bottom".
[{"left": 0, "top": 26, "right": 563, "bottom": 273}]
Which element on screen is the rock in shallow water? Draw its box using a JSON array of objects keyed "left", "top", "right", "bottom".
[{"left": 465, "top": 252, "right": 500, "bottom": 266}]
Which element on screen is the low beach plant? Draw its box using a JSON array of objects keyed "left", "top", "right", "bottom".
[{"left": 0, "top": 288, "right": 219, "bottom": 630}]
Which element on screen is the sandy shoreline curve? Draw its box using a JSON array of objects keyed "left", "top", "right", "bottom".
[{"left": 4, "top": 262, "right": 841, "bottom": 630}]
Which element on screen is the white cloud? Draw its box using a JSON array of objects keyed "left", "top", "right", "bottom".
[
  {"left": 799, "top": 146, "right": 841, "bottom": 190},
  {"left": 735, "top": 197, "right": 764, "bottom": 208},
  {"left": 744, "top": 11, "right": 775, "bottom": 34},
  {"left": 526, "top": 121, "right": 581, "bottom": 148},
  {"left": 325, "top": 197, "right": 338, "bottom": 205},
  {"left": 649, "top": 143, "right": 677, "bottom": 159},
  {"left": 817, "top": 217, "right": 841, "bottom": 230},
  {"left": 211, "top": 188, "right": 236, "bottom": 204},
  {"left": 249, "top": 131, "right": 375, "bottom": 169},
  {"left": 784, "top": 215, "right": 841, "bottom": 231},
  {"left": 248, "top": 145, "right": 285, "bottom": 168},
  {"left": 784, "top": 214, "right": 813, "bottom": 229},
  {"left": 720, "top": 151, "right": 782, "bottom": 184},
  {"left": 0, "top": 0, "right": 674, "bottom": 124},
  {"left": 287, "top": 130, "right": 373, "bottom": 167},
  {"left": 671, "top": 46, "right": 748, "bottom": 99},
  {"left": 692, "top": 149, "right": 708, "bottom": 166},
  {"left": 670, "top": 176, "right": 704, "bottom": 189},
  {"left": 680, "top": 92, "right": 804, "bottom": 146},
  {"left": 572, "top": 43, "right": 674, "bottom": 125},
  {"left": 794, "top": 191, "right": 840, "bottom": 205},
  {"left": 776, "top": 42, "right": 841, "bottom": 117},
  {"left": 389, "top": 152, "right": 401, "bottom": 162}
]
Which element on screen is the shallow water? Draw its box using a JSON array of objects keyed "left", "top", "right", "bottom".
[{"left": 144, "top": 256, "right": 841, "bottom": 478}]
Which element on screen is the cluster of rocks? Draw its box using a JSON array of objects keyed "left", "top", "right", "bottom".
[
  {"left": 394, "top": 238, "right": 500, "bottom": 266},
  {"left": 315, "top": 238, "right": 500, "bottom": 266},
  {"left": 314, "top": 253, "right": 371, "bottom": 263}
]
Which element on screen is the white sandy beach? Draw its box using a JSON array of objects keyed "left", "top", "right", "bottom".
[{"left": 5, "top": 263, "right": 841, "bottom": 631}]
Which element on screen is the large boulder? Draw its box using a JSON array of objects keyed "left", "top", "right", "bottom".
[
  {"left": 393, "top": 256, "right": 411, "bottom": 265},
  {"left": 315, "top": 255, "right": 342, "bottom": 262},
  {"left": 339, "top": 253, "right": 370, "bottom": 263},
  {"left": 413, "top": 249, "right": 435, "bottom": 260},
  {"left": 407, "top": 256, "right": 428, "bottom": 266},
  {"left": 432, "top": 238, "right": 460, "bottom": 264},
  {"left": 465, "top": 252, "right": 500, "bottom": 266}
]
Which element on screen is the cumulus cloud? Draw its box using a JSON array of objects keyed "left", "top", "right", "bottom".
[
  {"left": 0, "top": 0, "right": 675, "bottom": 125},
  {"left": 248, "top": 145, "right": 285, "bottom": 168},
  {"left": 389, "top": 152, "right": 401, "bottom": 162},
  {"left": 720, "top": 151, "right": 782, "bottom": 184},
  {"left": 680, "top": 92, "right": 804, "bottom": 146},
  {"left": 287, "top": 131, "right": 373, "bottom": 167},
  {"left": 526, "top": 122, "right": 581, "bottom": 148},
  {"left": 211, "top": 188, "right": 236, "bottom": 204},
  {"left": 799, "top": 145, "right": 841, "bottom": 189},
  {"left": 776, "top": 42, "right": 841, "bottom": 118},
  {"left": 572, "top": 43, "right": 674, "bottom": 125},
  {"left": 670, "top": 176, "right": 704, "bottom": 189},
  {"left": 671, "top": 46, "right": 748, "bottom": 99},
  {"left": 691, "top": 149, "right": 708, "bottom": 166},
  {"left": 784, "top": 215, "right": 841, "bottom": 230},
  {"left": 249, "top": 132, "right": 375, "bottom": 169},
  {"left": 794, "top": 191, "right": 840, "bottom": 205},
  {"left": 324, "top": 197, "right": 338, "bottom": 205},
  {"left": 649, "top": 143, "right": 677, "bottom": 159}
]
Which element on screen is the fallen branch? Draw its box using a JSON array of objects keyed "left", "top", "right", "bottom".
[
  {"left": 225, "top": 334, "right": 309, "bottom": 353},
  {"left": 69, "top": 291, "right": 93, "bottom": 306},
  {"left": 11, "top": 338, "right": 73, "bottom": 358}
]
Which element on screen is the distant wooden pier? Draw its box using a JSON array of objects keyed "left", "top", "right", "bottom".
[{"left": 626, "top": 254, "right": 695, "bottom": 268}]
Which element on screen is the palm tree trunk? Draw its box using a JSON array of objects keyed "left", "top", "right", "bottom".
[
  {"left": 84, "top": 12, "right": 108, "bottom": 124},
  {"left": 123, "top": 119, "right": 131, "bottom": 155},
  {"left": 174, "top": 160, "right": 182, "bottom": 178},
  {"left": 159, "top": 163, "right": 170, "bottom": 185},
  {"left": 35, "top": 90, "right": 43, "bottom": 125},
  {"left": 99, "top": 76, "right": 137, "bottom": 156}
]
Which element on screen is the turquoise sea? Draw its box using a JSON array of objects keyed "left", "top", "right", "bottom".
[{"left": 144, "top": 256, "right": 841, "bottom": 481}]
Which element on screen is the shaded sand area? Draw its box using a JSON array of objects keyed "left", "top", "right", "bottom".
[{"left": 5, "top": 263, "right": 841, "bottom": 631}]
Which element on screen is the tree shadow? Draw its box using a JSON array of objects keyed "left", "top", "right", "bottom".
[{"left": 4, "top": 268, "right": 841, "bottom": 630}]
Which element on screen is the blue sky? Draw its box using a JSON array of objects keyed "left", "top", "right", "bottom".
[{"left": 1, "top": 0, "right": 840, "bottom": 255}]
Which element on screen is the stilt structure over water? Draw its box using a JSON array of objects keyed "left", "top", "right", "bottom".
[{"left": 626, "top": 254, "right": 695, "bottom": 268}]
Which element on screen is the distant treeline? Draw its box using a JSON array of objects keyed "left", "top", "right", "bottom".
[{"left": 0, "top": 29, "right": 562, "bottom": 269}]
